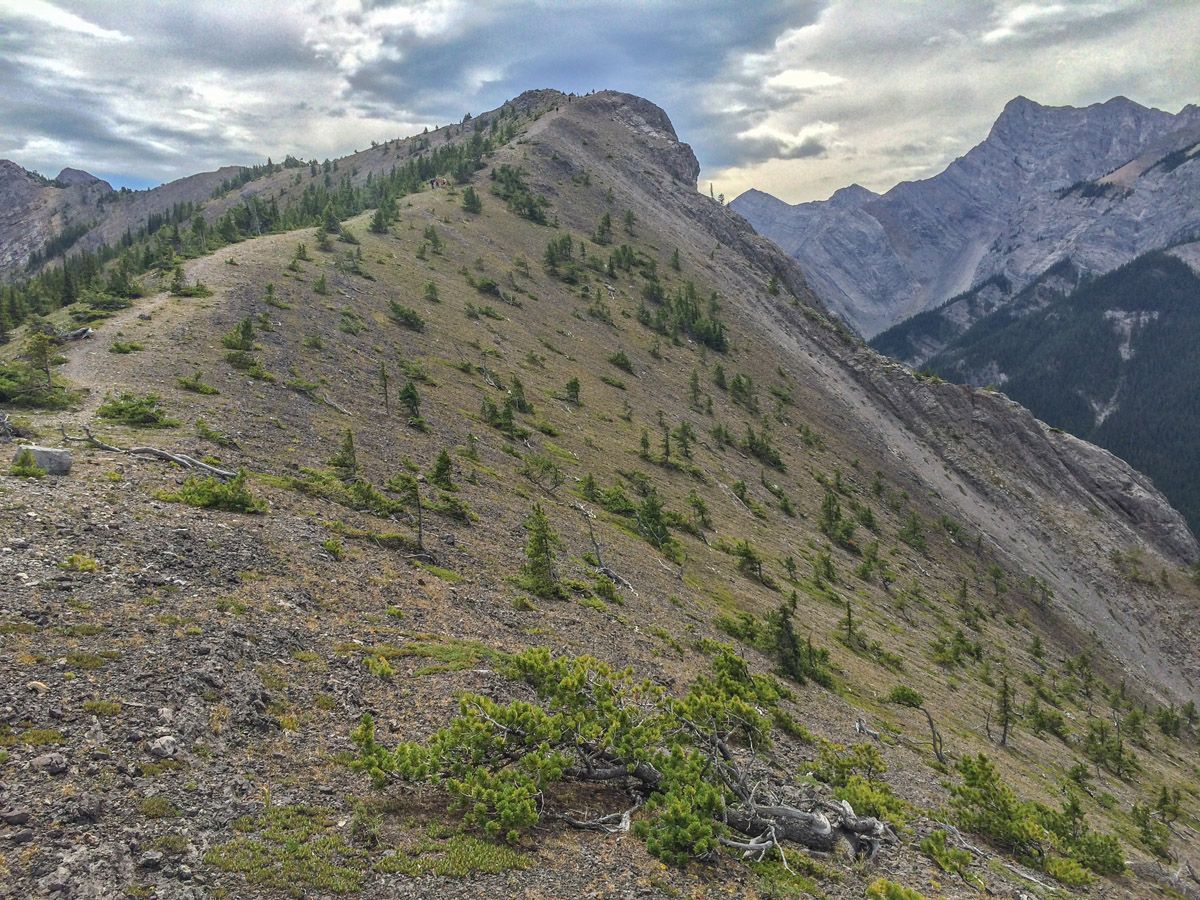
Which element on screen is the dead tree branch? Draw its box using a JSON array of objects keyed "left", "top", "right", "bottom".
[
  {"left": 572, "top": 503, "right": 636, "bottom": 594},
  {"left": 60, "top": 425, "right": 237, "bottom": 480}
]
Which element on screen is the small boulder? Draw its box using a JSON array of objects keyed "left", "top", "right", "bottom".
[
  {"left": 31, "top": 752, "right": 68, "bottom": 774},
  {"left": 0, "top": 808, "right": 31, "bottom": 825},
  {"left": 67, "top": 793, "right": 104, "bottom": 823},
  {"left": 13, "top": 446, "right": 72, "bottom": 476},
  {"left": 148, "top": 735, "right": 179, "bottom": 758}
]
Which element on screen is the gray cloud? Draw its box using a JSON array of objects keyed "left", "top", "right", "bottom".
[{"left": 0, "top": 1, "right": 1196, "bottom": 202}]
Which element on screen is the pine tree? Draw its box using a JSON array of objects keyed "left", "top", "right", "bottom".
[
  {"left": 430, "top": 449, "right": 455, "bottom": 490},
  {"left": 637, "top": 489, "right": 670, "bottom": 549},
  {"left": 594, "top": 212, "right": 612, "bottom": 245},
  {"left": 370, "top": 208, "right": 388, "bottom": 234},
  {"left": 520, "top": 503, "right": 562, "bottom": 599},
  {"left": 378, "top": 362, "right": 390, "bottom": 414},
  {"left": 24, "top": 331, "right": 54, "bottom": 388},
  {"left": 564, "top": 377, "right": 580, "bottom": 404},
  {"left": 996, "top": 673, "right": 1015, "bottom": 747},
  {"left": 329, "top": 429, "right": 358, "bottom": 483},
  {"left": 389, "top": 472, "right": 423, "bottom": 550},
  {"left": 322, "top": 203, "right": 341, "bottom": 235},
  {"left": 398, "top": 381, "right": 421, "bottom": 420},
  {"left": 462, "top": 186, "right": 482, "bottom": 213},
  {"left": 509, "top": 376, "right": 532, "bottom": 413}
]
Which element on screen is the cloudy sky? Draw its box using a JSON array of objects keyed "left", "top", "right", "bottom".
[{"left": 2, "top": 1, "right": 1197, "bottom": 202}]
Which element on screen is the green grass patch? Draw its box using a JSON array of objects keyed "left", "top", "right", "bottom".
[
  {"left": 18, "top": 728, "right": 64, "bottom": 746},
  {"left": 60, "top": 553, "right": 99, "bottom": 572},
  {"left": 376, "top": 832, "right": 530, "bottom": 877},
  {"left": 83, "top": 699, "right": 123, "bottom": 717},
  {"left": 140, "top": 795, "right": 179, "bottom": 818},
  {"left": 367, "top": 637, "right": 493, "bottom": 676},
  {"left": 412, "top": 560, "right": 462, "bottom": 583},
  {"left": 205, "top": 805, "right": 366, "bottom": 897},
  {"left": 66, "top": 651, "right": 112, "bottom": 670}
]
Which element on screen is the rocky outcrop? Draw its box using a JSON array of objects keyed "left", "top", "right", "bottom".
[
  {"left": 733, "top": 96, "right": 1200, "bottom": 337},
  {"left": 55, "top": 168, "right": 111, "bottom": 189}
]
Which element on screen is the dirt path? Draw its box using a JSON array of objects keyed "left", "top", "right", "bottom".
[{"left": 48, "top": 232, "right": 306, "bottom": 432}]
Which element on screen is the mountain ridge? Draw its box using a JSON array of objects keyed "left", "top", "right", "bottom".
[
  {"left": 3, "top": 88, "right": 1200, "bottom": 898},
  {"left": 731, "top": 95, "right": 1200, "bottom": 337}
]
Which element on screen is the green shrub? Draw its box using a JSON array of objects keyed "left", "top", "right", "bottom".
[
  {"left": 157, "top": 469, "right": 266, "bottom": 514},
  {"left": 1043, "top": 855, "right": 1092, "bottom": 886},
  {"left": 196, "top": 418, "right": 237, "bottom": 448},
  {"left": 919, "top": 829, "right": 975, "bottom": 882},
  {"left": 9, "top": 448, "right": 46, "bottom": 478},
  {"left": 836, "top": 774, "right": 908, "bottom": 827},
  {"left": 224, "top": 351, "right": 273, "bottom": 380},
  {"left": 607, "top": 349, "right": 634, "bottom": 373},
  {"left": 354, "top": 647, "right": 791, "bottom": 863},
  {"left": 952, "top": 754, "right": 1124, "bottom": 881},
  {"left": 178, "top": 371, "right": 219, "bottom": 394},
  {"left": 388, "top": 301, "right": 425, "bottom": 332},
  {"left": 221, "top": 317, "right": 255, "bottom": 351},
  {"left": 97, "top": 392, "right": 178, "bottom": 427},
  {"left": 365, "top": 655, "right": 394, "bottom": 679},
  {"left": 867, "top": 878, "right": 925, "bottom": 899}
]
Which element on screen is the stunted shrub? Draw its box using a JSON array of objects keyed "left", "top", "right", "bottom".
[
  {"left": 97, "top": 392, "right": 178, "bottom": 427},
  {"left": 157, "top": 469, "right": 266, "bottom": 514}
]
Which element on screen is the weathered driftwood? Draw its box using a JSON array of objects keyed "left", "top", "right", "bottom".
[
  {"left": 59, "top": 425, "right": 237, "bottom": 480},
  {"left": 557, "top": 726, "right": 892, "bottom": 860},
  {"left": 55, "top": 327, "right": 94, "bottom": 343}
]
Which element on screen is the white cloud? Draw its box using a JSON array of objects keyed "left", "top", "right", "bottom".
[
  {"left": 764, "top": 68, "right": 844, "bottom": 92},
  {"left": 0, "top": 0, "right": 1196, "bottom": 201},
  {"left": 0, "top": 0, "right": 129, "bottom": 40},
  {"left": 981, "top": 2, "right": 1069, "bottom": 43},
  {"left": 704, "top": 0, "right": 1200, "bottom": 202},
  {"left": 301, "top": 0, "right": 469, "bottom": 73}
]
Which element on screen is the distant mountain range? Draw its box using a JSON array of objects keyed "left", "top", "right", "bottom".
[
  {"left": 734, "top": 95, "right": 1200, "bottom": 535},
  {"left": 732, "top": 96, "right": 1200, "bottom": 339}
]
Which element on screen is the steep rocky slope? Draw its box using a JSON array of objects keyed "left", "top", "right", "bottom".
[
  {"left": 880, "top": 252, "right": 1200, "bottom": 536},
  {"left": 732, "top": 96, "right": 1200, "bottom": 337},
  {"left": 3, "top": 91, "right": 1199, "bottom": 899}
]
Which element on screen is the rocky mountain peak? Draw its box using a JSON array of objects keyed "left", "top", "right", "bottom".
[
  {"left": 826, "top": 182, "right": 878, "bottom": 209},
  {"left": 734, "top": 95, "right": 1200, "bottom": 337},
  {"left": 55, "top": 167, "right": 112, "bottom": 190}
]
